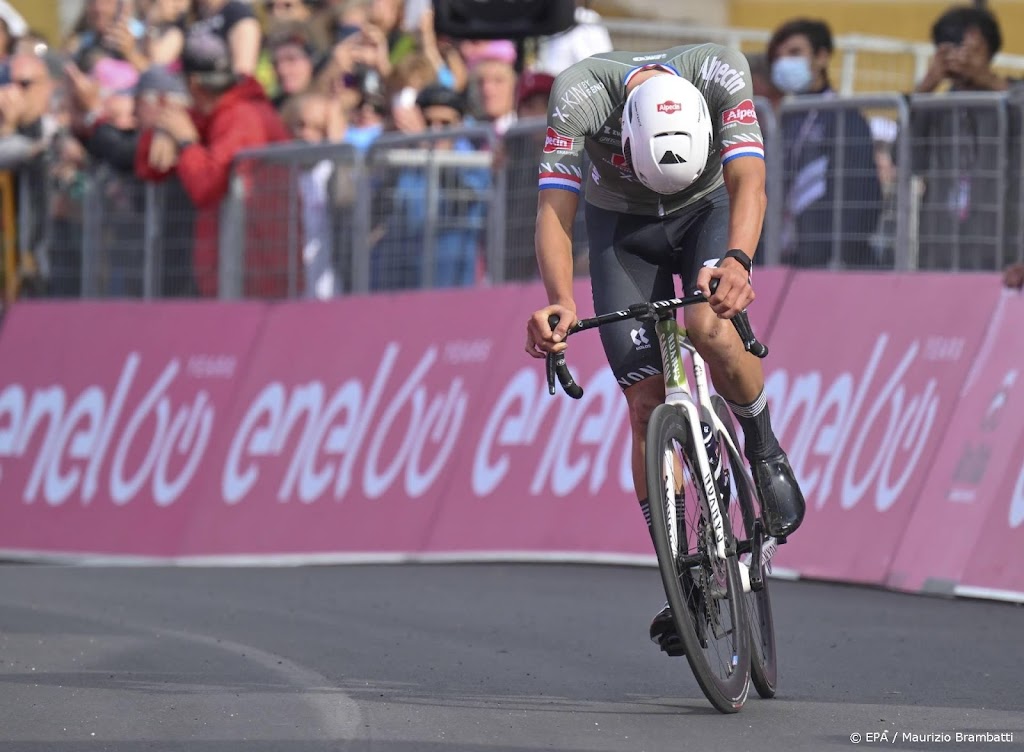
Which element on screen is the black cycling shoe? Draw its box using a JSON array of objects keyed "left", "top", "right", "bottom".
[
  {"left": 649, "top": 604, "right": 686, "bottom": 657},
  {"left": 750, "top": 451, "right": 806, "bottom": 538}
]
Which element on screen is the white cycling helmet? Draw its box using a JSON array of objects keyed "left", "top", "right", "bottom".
[{"left": 621, "top": 73, "right": 713, "bottom": 195}]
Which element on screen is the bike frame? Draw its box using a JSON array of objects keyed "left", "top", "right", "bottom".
[
  {"left": 546, "top": 293, "right": 769, "bottom": 562},
  {"left": 654, "top": 315, "right": 735, "bottom": 562}
]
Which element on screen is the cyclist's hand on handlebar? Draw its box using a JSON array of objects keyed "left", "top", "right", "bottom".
[
  {"left": 525, "top": 303, "right": 577, "bottom": 359},
  {"left": 697, "top": 259, "right": 755, "bottom": 319}
]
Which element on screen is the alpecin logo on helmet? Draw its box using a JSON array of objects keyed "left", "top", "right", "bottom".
[
  {"left": 722, "top": 99, "right": 758, "bottom": 126},
  {"left": 657, "top": 100, "right": 682, "bottom": 114},
  {"left": 543, "top": 127, "right": 576, "bottom": 153}
]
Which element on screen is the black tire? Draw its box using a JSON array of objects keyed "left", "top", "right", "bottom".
[
  {"left": 712, "top": 395, "right": 778, "bottom": 699},
  {"left": 645, "top": 403, "right": 751, "bottom": 713}
]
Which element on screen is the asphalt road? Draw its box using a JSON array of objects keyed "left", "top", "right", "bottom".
[{"left": 0, "top": 563, "right": 1022, "bottom": 752}]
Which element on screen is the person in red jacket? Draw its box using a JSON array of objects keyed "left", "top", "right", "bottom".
[{"left": 136, "top": 29, "right": 293, "bottom": 297}]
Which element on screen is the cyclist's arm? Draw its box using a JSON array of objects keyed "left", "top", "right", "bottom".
[
  {"left": 699, "top": 45, "right": 767, "bottom": 264},
  {"left": 536, "top": 188, "right": 579, "bottom": 308},
  {"left": 722, "top": 156, "right": 767, "bottom": 262}
]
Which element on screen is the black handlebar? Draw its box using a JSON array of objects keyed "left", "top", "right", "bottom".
[
  {"left": 546, "top": 315, "right": 584, "bottom": 400},
  {"left": 709, "top": 278, "right": 769, "bottom": 359},
  {"left": 546, "top": 283, "right": 768, "bottom": 400}
]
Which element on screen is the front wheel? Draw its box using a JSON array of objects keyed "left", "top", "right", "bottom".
[
  {"left": 713, "top": 395, "right": 778, "bottom": 699},
  {"left": 645, "top": 403, "right": 751, "bottom": 713}
]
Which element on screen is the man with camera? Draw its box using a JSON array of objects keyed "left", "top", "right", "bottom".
[{"left": 912, "top": 5, "right": 1021, "bottom": 272}]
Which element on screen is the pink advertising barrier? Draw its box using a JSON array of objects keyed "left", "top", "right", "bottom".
[
  {"left": 886, "top": 292, "right": 1024, "bottom": 595},
  {"left": 0, "top": 270, "right": 1021, "bottom": 603},
  {"left": 0, "top": 301, "right": 267, "bottom": 557},
  {"left": 0, "top": 272, "right": 789, "bottom": 560},
  {"left": 762, "top": 272, "right": 1000, "bottom": 585}
]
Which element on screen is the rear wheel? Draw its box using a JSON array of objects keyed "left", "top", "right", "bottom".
[
  {"left": 645, "top": 403, "right": 750, "bottom": 713},
  {"left": 713, "top": 395, "right": 778, "bottom": 699}
]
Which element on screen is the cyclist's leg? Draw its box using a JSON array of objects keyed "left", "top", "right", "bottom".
[
  {"left": 587, "top": 202, "right": 691, "bottom": 652},
  {"left": 674, "top": 188, "right": 806, "bottom": 539},
  {"left": 585, "top": 202, "right": 676, "bottom": 503}
]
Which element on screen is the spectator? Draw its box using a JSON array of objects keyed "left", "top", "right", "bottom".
[
  {"left": 0, "top": 51, "right": 58, "bottom": 292},
  {"left": 1005, "top": 263, "right": 1024, "bottom": 289},
  {"left": 190, "top": 0, "right": 262, "bottom": 75},
  {"left": 68, "top": 63, "right": 197, "bottom": 296},
  {"left": 912, "top": 5, "right": 1020, "bottom": 271},
  {"left": 0, "top": 15, "right": 18, "bottom": 67},
  {"left": 65, "top": 0, "right": 149, "bottom": 72},
  {"left": 372, "top": 84, "right": 488, "bottom": 289},
  {"left": 534, "top": 0, "right": 612, "bottom": 76},
  {"left": 336, "top": 0, "right": 371, "bottom": 27},
  {"left": 368, "top": 0, "right": 414, "bottom": 66},
  {"left": 143, "top": 0, "right": 190, "bottom": 67},
  {"left": 283, "top": 92, "right": 347, "bottom": 298},
  {"left": 516, "top": 69, "right": 554, "bottom": 119},
  {"left": 315, "top": 24, "right": 388, "bottom": 146},
  {"left": 267, "top": 25, "right": 318, "bottom": 109},
  {"left": 415, "top": 8, "right": 467, "bottom": 93},
  {"left": 136, "top": 29, "right": 292, "bottom": 296},
  {"left": 388, "top": 51, "right": 437, "bottom": 133},
  {"left": 465, "top": 42, "right": 517, "bottom": 135},
  {"left": 767, "top": 18, "right": 883, "bottom": 267},
  {"left": 347, "top": 89, "right": 387, "bottom": 147},
  {"left": 264, "top": 0, "right": 314, "bottom": 25}
]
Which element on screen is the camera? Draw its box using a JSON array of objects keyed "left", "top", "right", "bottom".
[{"left": 346, "top": 64, "right": 383, "bottom": 98}]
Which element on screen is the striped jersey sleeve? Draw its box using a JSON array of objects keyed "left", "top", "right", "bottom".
[{"left": 537, "top": 67, "right": 596, "bottom": 194}]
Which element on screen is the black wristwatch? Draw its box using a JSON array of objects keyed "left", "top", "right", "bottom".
[{"left": 720, "top": 248, "right": 753, "bottom": 274}]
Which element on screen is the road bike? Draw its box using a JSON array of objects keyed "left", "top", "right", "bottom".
[{"left": 545, "top": 288, "right": 779, "bottom": 713}]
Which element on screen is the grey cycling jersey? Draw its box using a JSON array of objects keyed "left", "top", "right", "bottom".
[{"left": 538, "top": 44, "right": 764, "bottom": 216}]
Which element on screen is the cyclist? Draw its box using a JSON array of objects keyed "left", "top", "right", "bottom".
[{"left": 523, "top": 44, "right": 806, "bottom": 653}]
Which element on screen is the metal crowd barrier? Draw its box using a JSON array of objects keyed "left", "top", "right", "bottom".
[
  {"left": 11, "top": 91, "right": 1024, "bottom": 302},
  {"left": 910, "top": 91, "right": 1020, "bottom": 271},
  {"left": 764, "top": 94, "right": 910, "bottom": 270},
  {"left": 77, "top": 169, "right": 196, "bottom": 298}
]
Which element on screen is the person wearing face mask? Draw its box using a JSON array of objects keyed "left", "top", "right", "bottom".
[{"left": 766, "top": 18, "right": 882, "bottom": 268}]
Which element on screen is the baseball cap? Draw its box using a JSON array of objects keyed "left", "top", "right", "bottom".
[
  {"left": 182, "top": 29, "right": 233, "bottom": 78},
  {"left": 92, "top": 57, "right": 140, "bottom": 95},
  {"left": 461, "top": 39, "right": 517, "bottom": 68},
  {"left": 136, "top": 65, "right": 190, "bottom": 97},
  {"left": 517, "top": 70, "right": 554, "bottom": 105},
  {"left": 415, "top": 84, "right": 466, "bottom": 116}
]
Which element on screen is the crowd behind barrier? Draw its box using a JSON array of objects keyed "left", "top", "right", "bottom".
[
  {"left": 7, "top": 91, "right": 1024, "bottom": 300},
  {"left": 4, "top": 3, "right": 1024, "bottom": 302}
]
